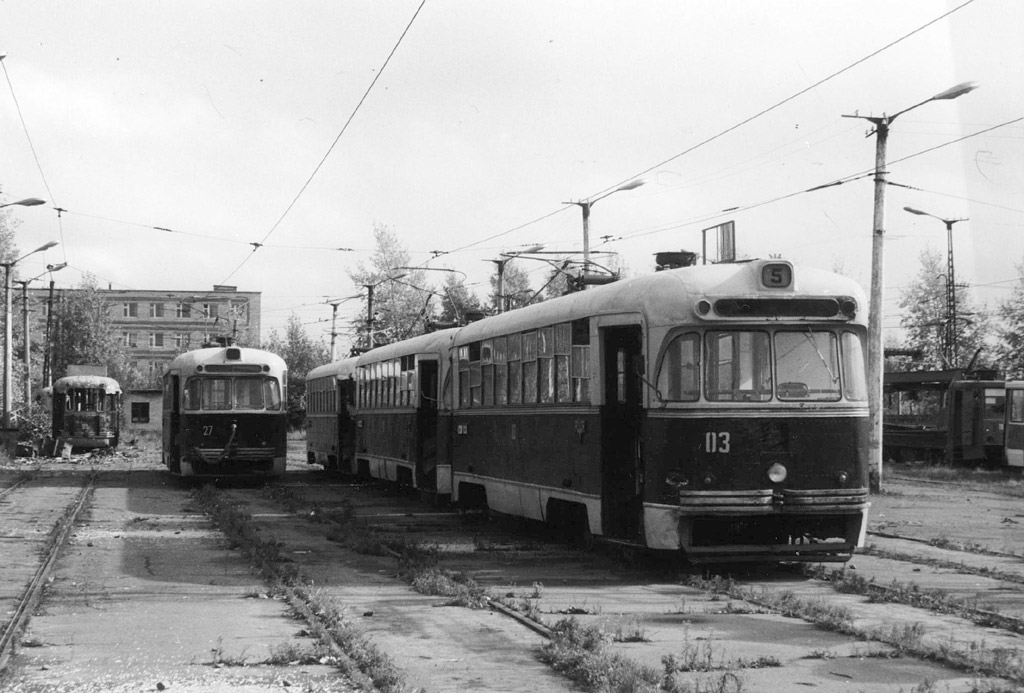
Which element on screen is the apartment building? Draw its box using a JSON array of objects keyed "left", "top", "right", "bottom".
[{"left": 25, "top": 284, "right": 261, "bottom": 384}]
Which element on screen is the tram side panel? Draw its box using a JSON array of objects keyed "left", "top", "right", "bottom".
[
  {"left": 355, "top": 408, "right": 419, "bottom": 486},
  {"left": 451, "top": 408, "right": 603, "bottom": 524}
]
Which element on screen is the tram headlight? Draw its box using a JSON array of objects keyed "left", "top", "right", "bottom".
[
  {"left": 836, "top": 471, "right": 849, "bottom": 485},
  {"left": 767, "top": 462, "right": 788, "bottom": 484}
]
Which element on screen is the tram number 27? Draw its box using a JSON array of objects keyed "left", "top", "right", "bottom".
[{"left": 705, "top": 431, "right": 731, "bottom": 453}]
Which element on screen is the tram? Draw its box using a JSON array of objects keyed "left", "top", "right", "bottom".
[
  {"left": 310, "top": 259, "right": 870, "bottom": 563},
  {"left": 162, "top": 343, "right": 288, "bottom": 478},
  {"left": 51, "top": 374, "right": 122, "bottom": 451},
  {"left": 1004, "top": 381, "right": 1024, "bottom": 468},
  {"left": 305, "top": 357, "right": 358, "bottom": 473}
]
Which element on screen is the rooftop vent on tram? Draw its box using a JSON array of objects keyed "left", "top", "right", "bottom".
[{"left": 655, "top": 250, "right": 697, "bottom": 271}]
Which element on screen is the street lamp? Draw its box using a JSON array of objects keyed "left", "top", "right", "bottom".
[
  {"left": 490, "top": 245, "right": 545, "bottom": 314},
  {"left": 843, "top": 81, "right": 977, "bottom": 491},
  {"left": 564, "top": 179, "right": 645, "bottom": 284},
  {"left": 15, "top": 262, "right": 66, "bottom": 406},
  {"left": 904, "top": 206, "right": 967, "bottom": 367},
  {"left": 0, "top": 197, "right": 46, "bottom": 210},
  {"left": 3, "top": 240, "right": 59, "bottom": 429}
]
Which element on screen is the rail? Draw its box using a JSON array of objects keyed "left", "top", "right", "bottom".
[{"left": 0, "top": 475, "right": 96, "bottom": 671}]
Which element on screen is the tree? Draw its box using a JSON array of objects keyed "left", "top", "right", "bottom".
[
  {"left": 489, "top": 259, "right": 537, "bottom": 313},
  {"left": 264, "top": 313, "right": 330, "bottom": 429},
  {"left": 993, "top": 259, "right": 1024, "bottom": 377},
  {"left": 896, "top": 247, "right": 990, "bottom": 371},
  {"left": 51, "top": 276, "right": 143, "bottom": 389},
  {"left": 347, "top": 223, "right": 429, "bottom": 346},
  {"left": 437, "top": 272, "right": 483, "bottom": 325}
]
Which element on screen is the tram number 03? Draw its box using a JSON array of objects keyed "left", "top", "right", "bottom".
[{"left": 705, "top": 431, "right": 731, "bottom": 453}]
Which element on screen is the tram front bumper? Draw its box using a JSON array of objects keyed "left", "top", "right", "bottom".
[{"left": 645, "top": 488, "right": 870, "bottom": 562}]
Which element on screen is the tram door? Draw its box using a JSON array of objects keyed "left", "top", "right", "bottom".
[
  {"left": 416, "top": 360, "right": 440, "bottom": 487},
  {"left": 601, "top": 326, "right": 644, "bottom": 541},
  {"left": 338, "top": 378, "right": 356, "bottom": 472}
]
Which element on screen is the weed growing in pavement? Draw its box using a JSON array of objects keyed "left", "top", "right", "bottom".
[
  {"left": 894, "top": 464, "right": 1024, "bottom": 497},
  {"left": 860, "top": 545, "right": 1024, "bottom": 586},
  {"left": 806, "top": 564, "right": 1024, "bottom": 637},
  {"left": 688, "top": 572, "right": 1024, "bottom": 686},
  {"left": 531, "top": 581, "right": 544, "bottom": 598},
  {"left": 612, "top": 617, "right": 650, "bottom": 643},
  {"left": 193, "top": 485, "right": 406, "bottom": 693},
  {"left": 409, "top": 566, "right": 488, "bottom": 608},
  {"left": 803, "top": 649, "right": 836, "bottom": 660},
  {"left": 265, "top": 641, "right": 329, "bottom": 666},
  {"left": 208, "top": 637, "right": 250, "bottom": 667},
  {"left": 517, "top": 597, "right": 543, "bottom": 622},
  {"left": 665, "top": 633, "right": 722, "bottom": 672},
  {"left": 539, "top": 618, "right": 663, "bottom": 693}
]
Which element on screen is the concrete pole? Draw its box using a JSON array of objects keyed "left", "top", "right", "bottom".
[
  {"left": 2, "top": 264, "right": 11, "bottom": 429},
  {"left": 21, "top": 282, "right": 30, "bottom": 406},
  {"left": 365, "top": 284, "right": 375, "bottom": 350},
  {"left": 867, "top": 118, "right": 890, "bottom": 493},
  {"left": 329, "top": 302, "right": 339, "bottom": 361}
]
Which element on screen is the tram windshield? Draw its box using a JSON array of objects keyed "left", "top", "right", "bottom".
[
  {"left": 63, "top": 388, "right": 117, "bottom": 412},
  {"left": 657, "top": 329, "right": 867, "bottom": 403},
  {"left": 183, "top": 376, "right": 283, "bottom": 411}
]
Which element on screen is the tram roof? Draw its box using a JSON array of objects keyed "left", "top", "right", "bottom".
[
  {"left": 52, "top": 375, "right": 122, "bottom": 394},
  {"left": 306, "top": 357, "right": 359, "bottom": 382},
  {"left": 354, "top": 327, "right": 459, "bottom": 365},
  {"left": 166, "top": 346, "right": 287, "bottom": 373},
  {"left": 455, "top": 259, "right": 867, "bottom": 343}
]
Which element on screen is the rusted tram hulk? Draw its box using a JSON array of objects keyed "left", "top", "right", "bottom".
[{"left": 52, "top": 375, "right": 122, "bottom": 450}]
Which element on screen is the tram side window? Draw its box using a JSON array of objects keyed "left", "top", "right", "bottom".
[
  {"left": 706, "top": 331, "right": 771, "bottom": 402},
  {"left": 493, "top": 336, "right": 508, "bottom": 405},
  {"left": 508, "top": 333, "right": 523, "bottom": 404},
  {"left": 554, "top": 323, "right": 571, "bottom": 403},
  {"left": 482, "top": 340, "right": 494, "bottom": 406},
  {"left": 657, "top": 332, "right": 700, "bottom": 401},
  {"left": 523, "top": 331, "right": 539, "bottom": 403},
  {"left": 469, "top": 343, "right": 482, "bottom": 406},
  {"left": 571, "top": 319, "right": 590, "bottom": 403},
  {"left": 841, "top": 332, "right": 868, "bottom": 401},
  {"left": 538, "top": 326, "right": 555, "bottom": 403},
  {"left": 458, "top": 346, "right": 471, "bottom": 407},
  {"left": 1011, "top": 389, "right": 1024, "bottom": 424},
  {"left": 401, "top": 355, "right": 415, "bottom": 406},
  {"left": 775, "top": 331, "right": 841, "bottom": 401}
]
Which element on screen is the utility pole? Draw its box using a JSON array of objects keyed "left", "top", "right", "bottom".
[
  {"left": 365, "top": 283, "right": 375, "bottom": 350},
  {"left": 329, "top": 301, "right": 340, "bottom": 361},
  {"left": 843, "top": 81, "right": 977, "bottom": 492}
]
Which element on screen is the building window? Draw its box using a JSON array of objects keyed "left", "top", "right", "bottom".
[
  {"left": 174, "top": 333, "right": 186, "bottom": 348},
  {"left": 230, "top": 302, "right": 248, "bottom": 324},
  {"left": 123, "top": 302, "right": 138, "bottom": 318},
  {"left": 203, "top": 303, "right": 218, "bottom": 319},
  {"left": 176, "top": 303, "right": 191, "bottom": 318},
  {"left": 149, "top": 302, "right": 164, "bottom": 318},
  {"left": 150, "top": 332, "right": 164, "bottom": 348},
  {"left": 131, "top": 402, "right": 150, "bottom": 423},
  {"left": 123, "top": 332, "right": 138, "bottom": 348}
]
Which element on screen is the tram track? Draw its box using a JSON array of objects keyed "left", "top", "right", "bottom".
[{"left": 0, "top": 474, "right": 96, "bottom": 671}]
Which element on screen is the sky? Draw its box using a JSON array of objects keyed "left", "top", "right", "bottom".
[{"left": 1, "top": 0, "right": 1022, "bottom": 355}]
